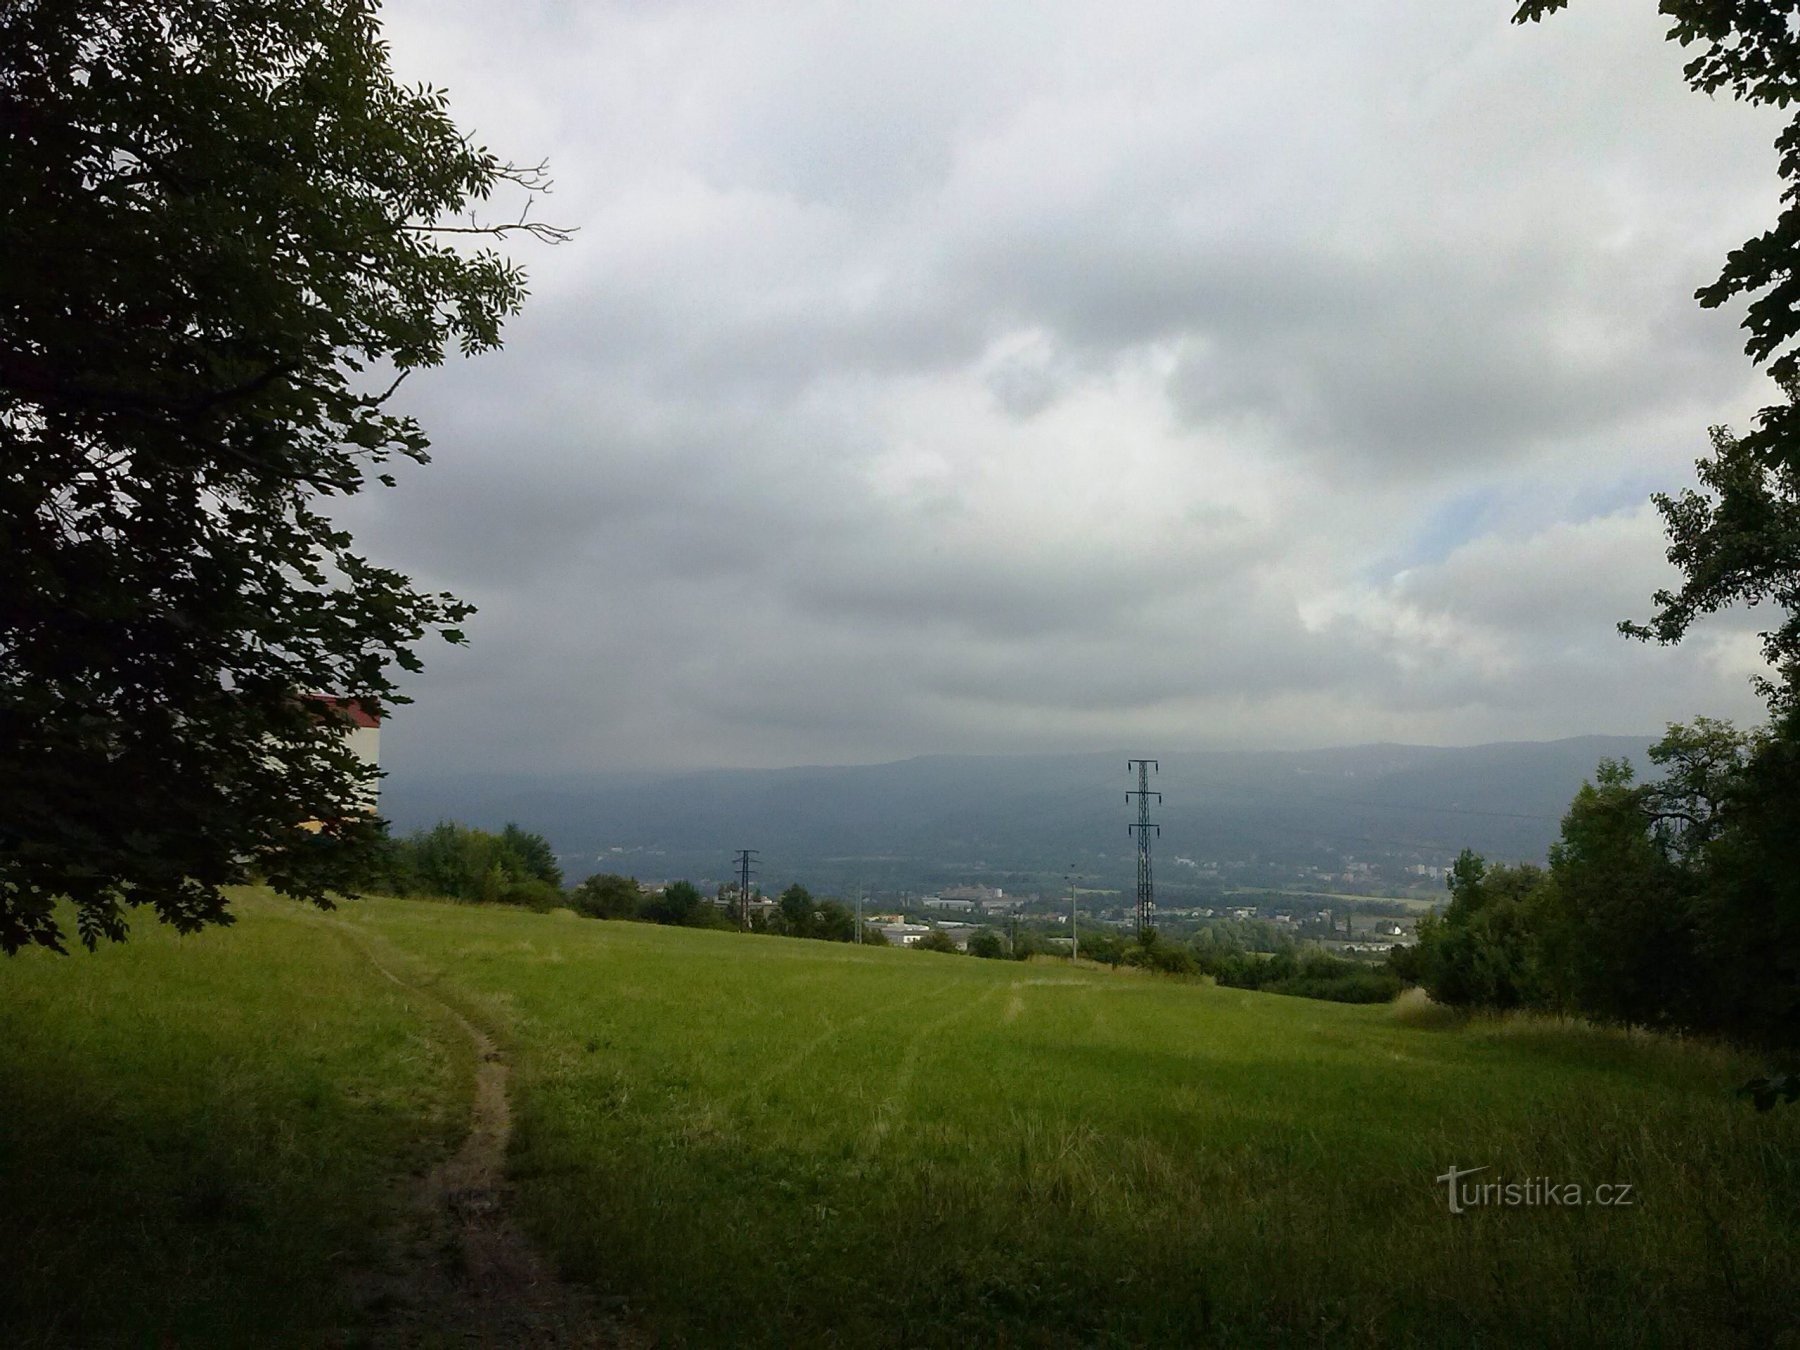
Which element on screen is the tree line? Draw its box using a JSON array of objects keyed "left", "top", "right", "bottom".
[
  {"left": 369, "top": 827, "right": 886, "bottom": 946},
  {"left": 1397, "top": 717, "right": 1798, "bottom": 1051}
]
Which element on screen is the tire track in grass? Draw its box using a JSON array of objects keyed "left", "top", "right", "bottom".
[
  {"left": 731, "top": 977, "right": 954, "bottom": 1115},
  {"left": 858, "top": 982, "right": 1004, "bottom": 1159},
  {"left": 311, "top": 914, "right": 631, "bottom": 1348}
]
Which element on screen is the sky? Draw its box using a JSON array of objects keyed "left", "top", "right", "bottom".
[{"left": 346, "top": 0, "right": 1784, "bottom": 777}]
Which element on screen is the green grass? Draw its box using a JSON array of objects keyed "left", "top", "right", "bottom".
[
  {"left": 342, "top": 897, "right": 1799, "bottom": 1348},
  {"left": 0, "top": 895, "right": 468, "bottom": 1347},
  {"left": 3, "top": 892, "right": 1796, "bottom": 1347}
]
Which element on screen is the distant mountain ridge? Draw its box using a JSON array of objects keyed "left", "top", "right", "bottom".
[{"left": 382, "top": 736, "right": 1656, "bottom": 896}]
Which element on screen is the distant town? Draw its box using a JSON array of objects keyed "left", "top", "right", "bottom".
[{"left": 576, "top": 867, "right": 1425, "bottom": 959}]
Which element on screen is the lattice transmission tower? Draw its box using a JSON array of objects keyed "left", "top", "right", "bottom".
[
  {"left": 1126, "top": 759, "right": 1160, "bottom": 938},
  {"left": 731, "top": 848, "right": 759, "bottom": 929}
]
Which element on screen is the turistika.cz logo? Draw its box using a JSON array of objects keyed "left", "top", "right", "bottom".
[{"left": 1436, "top": 1165, "right": 1635, "bottom": 1214}]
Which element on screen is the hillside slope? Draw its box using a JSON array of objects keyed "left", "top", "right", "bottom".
[{"left": 385, "top": 736, "right": 1655, "bottom": 889}]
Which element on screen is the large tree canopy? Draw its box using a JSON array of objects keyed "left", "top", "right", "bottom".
[{"left": 0, "top": 0, "right": 562, "bottom": 952}]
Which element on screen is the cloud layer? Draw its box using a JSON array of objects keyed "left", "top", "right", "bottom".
[{"left": 347, "top": 0, "right": 1783, "bottom": 774}]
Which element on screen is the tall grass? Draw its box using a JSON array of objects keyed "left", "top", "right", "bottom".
[
  {"left": 3, "top": 893, "right": 1794, "bottom": 1346},
  {"left": 0, "top": 895, "right": 467, "bottom": 1347},
  {"left": 349, "top": 897, "right": 1800, "bottom": 1348}
]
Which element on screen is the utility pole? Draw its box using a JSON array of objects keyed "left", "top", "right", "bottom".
[
  {"left": 1127, "top": 760, "right": 1160, "bottom": 940},
  {"left": 731, "top": 849, "right": 759, "bottom": 930},
  {"left": 1065, "top": 862, "right": 1080, "bottom": 963},
  {"left": 854, "top": 882, "right": 863, "bottom": 943}
]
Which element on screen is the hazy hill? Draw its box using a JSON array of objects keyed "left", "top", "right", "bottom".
[{"left": 382, "top": 736, "right": 1655, "bottom": 895}]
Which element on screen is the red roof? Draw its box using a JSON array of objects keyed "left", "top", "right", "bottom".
[{"left": 310, "top": 696, "right": 381, "bottom": 728}]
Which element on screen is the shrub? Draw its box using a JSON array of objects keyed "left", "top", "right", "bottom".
[
  {"left": 383, "top": 820, "right": 562, "bottom": 905},
  {"left": 572, "top": 873, "right": 642, "bottom": 920},
  {"left": 1389, "top": 987, "right": 1465, "bottom": 1030},
  {"left": 642, "top": 881, "right": 705, "bottom": 927},
  {"left": 967, "top": 929, "right": 1005, "bottom": 959},
  {"left": 499, "top": 878, "right": 565, "bottom": 913}
]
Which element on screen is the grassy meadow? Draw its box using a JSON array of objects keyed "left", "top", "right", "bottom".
[
  {"left": 0, "top": 896, "right": 469, "bottom": 1345},
  {"left": 3, "top": 891, "right": 1797, "bottom": 1347}
]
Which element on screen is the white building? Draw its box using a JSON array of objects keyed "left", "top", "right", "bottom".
[{"left": 312, "top": 696, "right": 380, "bottom": 812}]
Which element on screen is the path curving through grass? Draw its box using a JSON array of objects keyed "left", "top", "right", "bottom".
[{"left": 316, "top": 916, "right": 626, "bottom": 1348}]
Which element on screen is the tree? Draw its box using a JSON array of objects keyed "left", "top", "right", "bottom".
[
  {"left": 1678, "top": 712, "right": 1800, "bottom": 1045},
  {"left": 1415, "top": 850, "right": 1554, "bottom": 1012},
  {"left": 642, "top": 881, "right": 704, "bottom": 927},
  {"left": 499, "top": 823, "right": 562, "bottom": 889},
  {"left": 381, "top": 820, "right": 562, "bottom": 909},
  {"left": 915, "top": 929, "right": 959, "bottom": 954},
  {"left": 811, "top": 899, "right": 856, "bottom": 943},
  {"left": 967, "top": 928, "right": 1005, "bottom": 959},
  {"left": 0, "top": 0, "right": 565, "bottom": 952},
  {"left": 776, "top": 884, "right": 816, "bottom": 938},
  {"left": 1623, "top": 429, "right": 1800, "bottom": 712},
  {"left": 1515, "top": 3, "right": 1800, "bottom": 709},
  {"left": 1514, "top": 5, "right": 1800, "bottom": 1057},
  {"left": 572, "top": 873, "right": 641, "bottom": 921}
]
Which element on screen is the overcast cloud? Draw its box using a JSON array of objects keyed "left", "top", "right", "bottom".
[{"left": 342, "top": 0, "right": 1784, "bottom": 776}]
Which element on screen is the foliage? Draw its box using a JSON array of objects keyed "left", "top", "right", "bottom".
[
  {"left": 775, "top": 884, "right": 815, "bottom": 935},
  {"left": 811, "top": 900, "right": 856, "bottom": 942},
  {"left": 1511, "top": 4, "right": 1800, "bottom": 1065},
  {"left": 1383, "top": 937, "right": 1426, "bottom": 986},
  {"left": 1688, "top": 709, "right": 1800, "bottom": 1044},
  {"left": 571, "top": 873, "right": 641, "bottom": 921},
  {"left": 1077, "top": 930, "right": 1128, "bottom": 966},
  {"left": 1419, "top": 722, "right": 1800, "bottom": 1048},
  {"left": 1545, "top": 762, "right": 1696, "bottom": 1028},
  {"left": 1623, "top": 428, "right": 1800, "bottom": 712},
  {"left": 1126, "top": 939, "right": 1198, "bottom": 977},
  {"left": 641, "top": 881, "right": 706, "bottom": 928},
  {"left": 914, "top": 929, "right": 959, "bottom": 954},
  {"left": 966, "top": 928, "right": 1005, "bottom": 959},
  {"left": 381, "top": 820, "right": 562, "bottom": 908},
  {"left": 1007, "top": 928, "right": 1045, "bottom": 960},
  {"left": 1415, "top": 851, "right": 1551, "bottom": 1011},
  {"left": 0, "top": 0, "right": 563, "bottom": 953},
  {"left": 763, "top": 885, "right": 857, "bottom": 942},
  {"left": 1199, "top": 944, "right": 1400, "bottom": 1004}
]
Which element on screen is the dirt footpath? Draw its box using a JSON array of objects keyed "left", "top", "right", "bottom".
[{"left": 326, "top": 921, "right": 631, "bottom": 1348}]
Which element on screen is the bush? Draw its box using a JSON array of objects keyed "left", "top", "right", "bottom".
[
  {"left": 915, "top": 930, "right": 959, "bottom": 954},
  {"left": 642, "top": 881, "right": 705, "bottom": 927},
  {"left": 1128, "top": 943, "right": 1197, "bottom": 977},
  {"left": 1079, "top": 931, "right": 1128, "bottom": 967},
  {"left": 1270, "top": 969, "right": 1401, "bottom": 1004},
  {"left": 499, "top": 878, "right": 565, "bottom": 913},
  {"left": 967, "top": 929, "right": 1005, "bottom": 959},
  {"left": 1389, "top": 987, "right": 1465, "bottom": 1030},
  {"left": 1384, "top": 941, "right": 1425, "bottom": 986},
  {"left": 382, "top": 820, "right": 562, "bottom": 906},
  {"left": 572, "top": 873, "right": 641, "bottom": 920}
]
